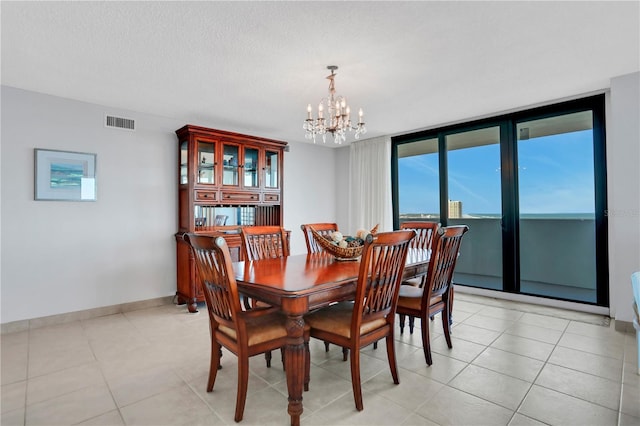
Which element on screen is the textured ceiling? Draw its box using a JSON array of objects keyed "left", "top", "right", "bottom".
[{"left": 2, "top": 1, "right": 638, "bottom": 146}]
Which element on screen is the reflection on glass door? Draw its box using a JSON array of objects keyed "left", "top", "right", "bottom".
[
  {"left": 396, "top": 138, "right": 440, "bottom": 222},
  {"left": 517, "top": 112, "right": 597, "bottom": 302},
  {"left": 446, "top": 126, "right": 503, "bottom": 290}
]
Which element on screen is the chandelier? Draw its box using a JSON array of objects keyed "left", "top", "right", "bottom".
[{"left": 303, "top": 65, "right": 367, "bottom": 144}]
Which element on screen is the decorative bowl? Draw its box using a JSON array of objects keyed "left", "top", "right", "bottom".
[{"left": 310, "top": 225, "right": 378, "bottom": 260}]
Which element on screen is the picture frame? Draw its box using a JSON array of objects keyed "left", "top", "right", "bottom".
[{"left": 34, "top": 149, "right": 97, "bottom": 201}]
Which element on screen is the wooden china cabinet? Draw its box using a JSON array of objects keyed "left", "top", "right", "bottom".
[{"left": 174, "top": 125, "right": 287, "bottom": 312}]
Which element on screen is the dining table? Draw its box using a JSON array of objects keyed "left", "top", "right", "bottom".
[{"left": 233, "top": 248, "right": 430, "bottom": 426}]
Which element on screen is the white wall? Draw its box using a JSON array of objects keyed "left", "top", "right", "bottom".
[
  {"left": 283, "top": 141, "right": 337, "bottom": 255},
  {"left": 0, "top": 87, "right": 338, "bottom": 324},
  {"left": 608, "top": 72, "right": 640, "bottom": 324},
  {"left": 1, "top": 87, "right": 181, "bottom": 323}
]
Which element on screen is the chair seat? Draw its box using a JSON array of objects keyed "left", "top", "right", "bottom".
[
  {"left": 397, "top": 286, "right": 442, "bottom": 311},
  {"left": 305, "top": 302, "right": 387, "bottom": 339},
  {"left": 219, "top": 311, "right": 294, "bottom": 346}
]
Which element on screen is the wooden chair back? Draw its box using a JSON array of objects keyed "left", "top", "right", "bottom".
[
  {"left": 301, "top": 223, "right": 338, "bottom": 254},
  {"left": 400, "top": 221, "right": 439, "bottom": 251},
  {"left": 184, "top": 234, "right": 243, "bottom": 337},
  {"left": 352, "top": 230, "right": 415, "bottom": 333},
  {"left": 423, "top": 225, "right": 469, "bottom": 301},
  {"left": 240, "top": 226, "right": 289, "bottom": 261}
]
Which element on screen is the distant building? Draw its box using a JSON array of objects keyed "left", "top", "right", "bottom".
[{"left": 449, "top": 200, "right": 462, "bottom": 218}]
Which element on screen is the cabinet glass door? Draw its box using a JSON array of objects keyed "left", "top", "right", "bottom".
[
  {"left": 180, "top": 141, "right": 188, "bottom": 184},
  {"left": 222, "top": 143, "right": 239, "bottom": 186},
  {"left": 197, "top": 141, "right": 216, "bottom": 184},
  {"left": 265, "top": 150, "right": 279, "bottom": 189},
  {"left": 243, "top": 147, "right": 259, "bottom": 188}
]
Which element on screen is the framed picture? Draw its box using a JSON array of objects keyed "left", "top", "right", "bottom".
[{"left": 34, "top": 149, "right": 97, "bottom": 201}]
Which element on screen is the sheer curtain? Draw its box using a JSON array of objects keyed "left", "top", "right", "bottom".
[{"left": 348, "top": 135, "right": 393, "bottom": 233}]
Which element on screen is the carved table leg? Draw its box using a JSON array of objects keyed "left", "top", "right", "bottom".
[{"left": 284, "top": 314, "right": 305, "bottom": 426}]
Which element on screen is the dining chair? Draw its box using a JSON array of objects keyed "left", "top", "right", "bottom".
[
  {"left": 399, "top": 221, "right": 439, "bottom": 287},
  {"left": 239, "top": 225, "right": 289, "bottom": 367},
  {"left": 185, "top": 233, "right": 309, "bottom": 422},
  {"left": 301, "top": 222, "right": 338, "bottom": 254},
  {"left": 240, "top": 225, "right": 289, "bottom": 261},
  {"left": 398, "top": 221, "right": 440, "bottom": 332},
  {"left": 300, "top": 222, "right": 349, "bottom": 359},
  {"left": 304, "top": 230, "right": 415, "bottom": 411},
  {"left": 396, "top": 225, "right": 469, "bottom": 365}
]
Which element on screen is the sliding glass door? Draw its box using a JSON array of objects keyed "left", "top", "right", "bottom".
[
  {"left": 445, "top": 126, "right": 503, "bottom": 291},
  {"left": 392, "top": 95, "right": 608, "bottom": 306},
  {"left": 516, "top": 111, "right": 598, "bottom": 302}
]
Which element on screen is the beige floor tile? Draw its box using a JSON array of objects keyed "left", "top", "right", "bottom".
[
  {"left": 548, "top": 345, "right": 623, "bottom": 381},
  {"left": 273, "top": 365, "right": 352, "bottom": 412},
  {"left": 490, "top": 333, "right": 555, "bottom": 361},
  {"left": 28, "top": 322, "right": 88, "bottom": 352},
  {"left": 415, "top": 385, "right": 513, "bottom": 425},
  {"left": 448, "top": 364, "right": 531, "bottom": 410},
  {"left": 507, "top": 413, "right": 546, "bottom": 425},
  {"left": 401, "top": 350, "right": 468, "bottom": 384},
  {"left": 558, "top": 331, "right": 626, "bottom": 360},
  {"left": 27, "top": 362, "right": 105, "bottom": 405},
  {"left": 517, "top": 312, "right": 569, "bottom": 331},
  {"left": 1, "top": 337, "right": 29, "bottom": 385},
  {"left": 106, "top": 363, "right": 187, "bottom": 408},
  {"left": 476, "top": 306, "right": 525, "bottom": 321},
  {"left": 535, "top": 363, "right": 621, "bottom": 410},
  {"left": 1, "top": 407, "right": 25, "bottom": 426},
  {"left": 505, "top": 322, "right": 563, "bottom": 344},
  {"left": 620, "top": 412, "right": 640, "bottom": 426},
  {"left": 462, "top": 313, "right": 516, "bottom": 333},
  {"left": 315, "top": 350, "right": 388, "bottom": 385},
  {"left": 472, "top": 347, "right": 545, "bottom": 382},
  {"left": 119, "top": 383, "right": 224, "bottom": 425},
  {"left": 518, "top": 385, "right": 618, "bottom": 426},
  {"left": 400, "top": 413, "right": 441, "bottom": 426},
  {"left": 430, "top": 334, "right": 487, "bottom": 363},
  {"left": 188, "top": 357, "right": 273, "bottom": 416},
  {"left": 450, "top": 298, "right": 485, "bottom": 314},
  {"left": 566, "top": 320, "right": 625, "bottom": 342},
  {"left": 1, "top": 380, "right": 26, "bottom": 414},
  {"left": 309, "top": 388, "right": 413, "bottom": 425},
  {"left": 77, "top": 410, "right": 125, "bottom": 425},
  {"left": 25, "top": 384, "right": 116, "bottom": 425},
  {"left": 27, "top": 343, "right": 96, "bottom": 378},
  {"left": 220, "top": 386, "right": 293, "bottom": 425},
  {"left": 620, "top": 382, "right": 640, "bottom": 418},
  {"left": 622, "top": 360, "right": 640, "bottom": 386},
  {"left": 362, "top": 368, "right": 443, "bottom": 411},
  {"left": 447, "top": 323, "right": 501, "bottom": 346}
]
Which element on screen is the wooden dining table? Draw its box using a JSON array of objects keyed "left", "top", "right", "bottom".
[{"left": 233, "top": 249, "right": 430, "bottom": 426}]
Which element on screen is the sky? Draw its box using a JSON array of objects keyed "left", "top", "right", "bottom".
[{"left": 398, "top": 130, "right": 595, "bottom": 216}]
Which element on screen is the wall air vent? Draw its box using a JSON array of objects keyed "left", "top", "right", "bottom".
[{"left": 105, "top": 115, "right": 135, "bottom": 131}]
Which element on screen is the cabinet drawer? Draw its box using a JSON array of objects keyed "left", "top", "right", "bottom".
[
  {"left": 263, "top": 193, "right": 280, "bottom": 203},
  {"left": 195, "top": 190, "right": 218, "bottom": 202},
  {"left": 221, "top": 191, "right": 260, "bottom": 203}
]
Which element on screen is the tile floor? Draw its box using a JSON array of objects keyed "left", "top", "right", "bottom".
[{"left": 1, "top": 293, "right": 638, "bottom": 426}]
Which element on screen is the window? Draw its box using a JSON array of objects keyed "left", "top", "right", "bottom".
[{"left": 392, "top": 95, "right": 608, "bottom": 306}]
